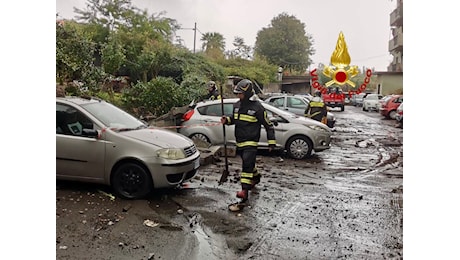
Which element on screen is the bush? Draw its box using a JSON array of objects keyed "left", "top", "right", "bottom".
[{"left": 122, "top": 77, "right": 193, "bottom": 117}]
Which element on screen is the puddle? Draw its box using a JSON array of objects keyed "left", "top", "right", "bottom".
[{"left": 189, "top": 213, "right": 237, "bottom": 260}]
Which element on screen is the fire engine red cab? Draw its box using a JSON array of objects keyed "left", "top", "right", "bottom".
[{"left": 321, "top": 86, "right": 345, "bottom": 111}]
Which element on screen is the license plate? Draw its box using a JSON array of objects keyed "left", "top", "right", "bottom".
[{"left": 330, "top": 102, "right": 335, "bottom": 104}]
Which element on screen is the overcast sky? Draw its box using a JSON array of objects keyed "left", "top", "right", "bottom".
[{"left": 56, "top": 0, "right": 397, "bottom": 71}]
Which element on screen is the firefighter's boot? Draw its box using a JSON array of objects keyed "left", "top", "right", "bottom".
[
  {"left": 236, "top": 189, "right": 249, "bottom": 202},
  {"left": 251, "top": 175, "right": 261, "bottom": 189}
]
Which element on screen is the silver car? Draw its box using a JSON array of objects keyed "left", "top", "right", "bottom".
[
  {"left": 264, "top": 94, "right": 336, "bottom": 128},
  {"left": 56, "top": 96, "right": 200, "bottom": 199},
  {"left": 179, "top": 98, "right": 332, "bottom": 160}
]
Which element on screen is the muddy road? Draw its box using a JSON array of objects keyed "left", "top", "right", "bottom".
[{"left": 56, "top": 105, "right": 403, "bottom": 260}]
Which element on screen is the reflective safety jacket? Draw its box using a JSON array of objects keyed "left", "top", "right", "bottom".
[
  {"left": 305, "top": 97, "right": 327, "bottom": 122},
  {"left": 224, "top": 99, "right": 276, "bottom": 148},
  {"left": 205, "top": 89, "right": 221, "bottom": 100}
]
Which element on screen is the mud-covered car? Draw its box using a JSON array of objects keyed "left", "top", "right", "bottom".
[
  {"left": 179, "top": 98, "right": 332, "bottom": 160},
  {"left": 56, "top": 96, "right": 200, "bottom": 199}
]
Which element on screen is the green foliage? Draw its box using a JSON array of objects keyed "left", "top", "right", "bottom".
[
  {"left": 218, "top": 57, "right": 278, "bottom": 86},
  {"left": 57, "top": 0, "right": 286, "bottom": 118},
  {"left": 122, "top": 77, "right": 190, "bottom": 117},
  {"left": 254, "top": 13, "right": 315, "bottom": 74},
  {"left": 101, "top": 36, "right": 126, "bottom": 75},
  {"left": 56, "top": 21, "right": 97, "bottom": 84},
  {"left": 95, "top": 91, "right": 124, "bottom": 107}
]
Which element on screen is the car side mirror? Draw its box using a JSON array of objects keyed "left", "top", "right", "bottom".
[
  {"left": 82, "top": 129, "right": 99, "bottom": 138},
  {"left": 269, "top": 117, "right": 279, "bottom": 126}
]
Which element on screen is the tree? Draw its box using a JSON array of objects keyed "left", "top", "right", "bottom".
[
  {"left": 56, "top": 20, "right": 97, "bottom": 84},
  {"left": 74, "top": 0, "right": 134, "bottom": 31},
  {"left": 254, "top": 13, "right": 315, "bottom": 74},
  {"left": 200, "top": 32, "right": 225, "bottom": 60},
  {"left": 225, "top": 36, "right": 253, "bottom": 60}
]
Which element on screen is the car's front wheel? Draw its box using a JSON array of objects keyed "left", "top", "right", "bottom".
[
  {"left": 286, "top": 135, "right": 313, "bottom": 160},
  {"left": 388, "top": 110, "right": 397, "bottom": 119},
  {"left": 189, "top": 133, "right": 211, "bottom": 147},
  {"left": 111, "top": 162, "right": 153, "bottom": 199}
]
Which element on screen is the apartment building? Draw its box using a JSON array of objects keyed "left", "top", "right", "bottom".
[{"left": 388, "top": 0, "right": 403, "bottom": 72}]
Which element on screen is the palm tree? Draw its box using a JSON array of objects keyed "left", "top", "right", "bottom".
[{"left": 201, "top": 32, "right": 225, "bottom": 59}]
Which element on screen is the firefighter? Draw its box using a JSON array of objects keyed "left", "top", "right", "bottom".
[
  {"left": 203, "top": 80, "right": 221, "bottom": 100},
  {"left": 305, "top": 91, "right": 328, "bottom": 124},
  {"left": 221, "top": 79, "right": 276, "bottom": 208}
]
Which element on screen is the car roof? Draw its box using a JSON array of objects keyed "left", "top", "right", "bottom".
[{"left": 57, "top": 96, "right": 104, "bottom": 105}]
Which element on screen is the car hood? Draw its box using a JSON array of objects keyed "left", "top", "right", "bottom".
[
  {"left": 119, "top": 128, "right": 193, "bottom": 148},
  {"left": 288, "top": 115, "right": 331, "bottom": 131}
]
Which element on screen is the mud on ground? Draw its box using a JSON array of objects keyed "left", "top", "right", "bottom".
[{"left": 56, "top": 106, "right": 403, "bottom": 259}]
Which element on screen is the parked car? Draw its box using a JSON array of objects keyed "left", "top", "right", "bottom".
[
  {"left": 56, "top": 96, "right": 200, "bottom": 199},
  {"left": 352, "top": 93, "right": 367, "bottom": 107},
  {"left": 362, "top": 93, "right": 383, "bottom": 111},
  {"left": 379, "top": 95, "right": 394, "bottom": 108},
  {"left": 264, "top": 94, "right": 336, "bottom": 128},
  {"left": 179, "top": 98, "right": 332, "bottom": 160},
  {"left": 395, "top": 102, "right": 403, "bottom": 127},
  {"left": 379, "top": 95, "right": 403, "bottom": 119}
]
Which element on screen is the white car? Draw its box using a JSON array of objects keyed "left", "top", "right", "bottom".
[
  {"left": 264, "top": 94, "right": 336, "bottom": 128},
  {"left": 179, "top": 98, "right": 332, "bottom": 160},
  {"left": 363, "top": 93, "right": 383, "bottom": 112},
  {"left": 56, "top": 96, "right": 200, "bottom": 199}
]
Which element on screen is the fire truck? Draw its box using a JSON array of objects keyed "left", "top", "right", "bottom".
[{"left": 321, "top": 86, "right": 345, "bottom": 111}]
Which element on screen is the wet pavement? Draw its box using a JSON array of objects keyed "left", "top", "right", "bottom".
[{"left": 56, "top": 105, "right": 403, "bottom": 259}]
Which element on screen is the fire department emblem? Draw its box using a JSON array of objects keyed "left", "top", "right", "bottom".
[{"left": 322, "top": 32, "right": 359, "bottom": 88}]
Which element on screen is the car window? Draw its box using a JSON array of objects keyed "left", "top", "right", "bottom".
[
  {"left": 56, "top": 103, "right": 93, "bottom": 136},
  {"left": 268, "top": 97, "right": 285, "bottom": 108},
  {"left": 198, "top": 104, "right": 233, "bottom": 116},
  {"left": 287, "top": 97, "right": 306, "bottom": 109}
]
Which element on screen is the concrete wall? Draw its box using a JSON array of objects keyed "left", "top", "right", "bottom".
[{"left": 373, "top": 72, "right": 403, "bottom": 95}]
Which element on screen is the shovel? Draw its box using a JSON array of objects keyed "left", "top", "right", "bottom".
[{"left": 218, "top": 84, "right": 230, "bottom": 185}]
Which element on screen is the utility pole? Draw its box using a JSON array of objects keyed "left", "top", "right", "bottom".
[
  {"left": 193, "top": 22, "right": 197, "bottom": 54},
  {"left": 178, "top": 22, "right": 198, "bottom": 53}
]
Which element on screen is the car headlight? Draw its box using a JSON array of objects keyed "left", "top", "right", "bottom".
[
  {"left": 306, "top": 125, "right": 329, "bottom": 132},
  {"left": 157, "top": 148, "right": 186, "bottom": 160}
]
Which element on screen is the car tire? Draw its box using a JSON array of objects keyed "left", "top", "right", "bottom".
[
  {"left": 111, "top": 162, "right": 153, "bottom": 199},
  {"left": 341, "top": 105, "right": 345, "bottom": 111},
  {"left": 389, "top": 110, "right": 397, "bottom": 119},
  {"left": 363, "top": 106, "right": 366, "bottom": 111},
  {"left": 189, "top": 133, "right": 211, "bottom": 146},
  {"left": 286, "top": 135, "right": 313, "bottom": 160}
]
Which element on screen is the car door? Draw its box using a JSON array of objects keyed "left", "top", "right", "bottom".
[
  {"left": 286, "top": 97, "right": 308, "bottom": 116},
  {"left": 260, "top": 106, "right": 285, "bottom": 148},
  {"left": 56, "top": 102, "right": 106, "bottom": 181},
  {"left": 196, "top": 103, "right": 237, "bottom": 145}
]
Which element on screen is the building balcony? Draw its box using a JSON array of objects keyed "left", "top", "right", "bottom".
[
  {"left": 387, "top": 63, "right": 403, "bottom": 72},
  {"left": 390, "top": 5, "right": 403, "bottom": 27},
  {"left": 389, "top": 33, "right": 403, "bottom": 52}
]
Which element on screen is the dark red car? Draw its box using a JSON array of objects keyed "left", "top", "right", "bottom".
[{"left": 379, "top": 95, "right": 403, "bottom": 119}]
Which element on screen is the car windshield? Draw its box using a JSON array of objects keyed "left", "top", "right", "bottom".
[
  {"left": 366, "top": 95, "right": 379, "bottom": 100},
  {"left": 82, "top": 101, "right": 146, "bottom": 131}
]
